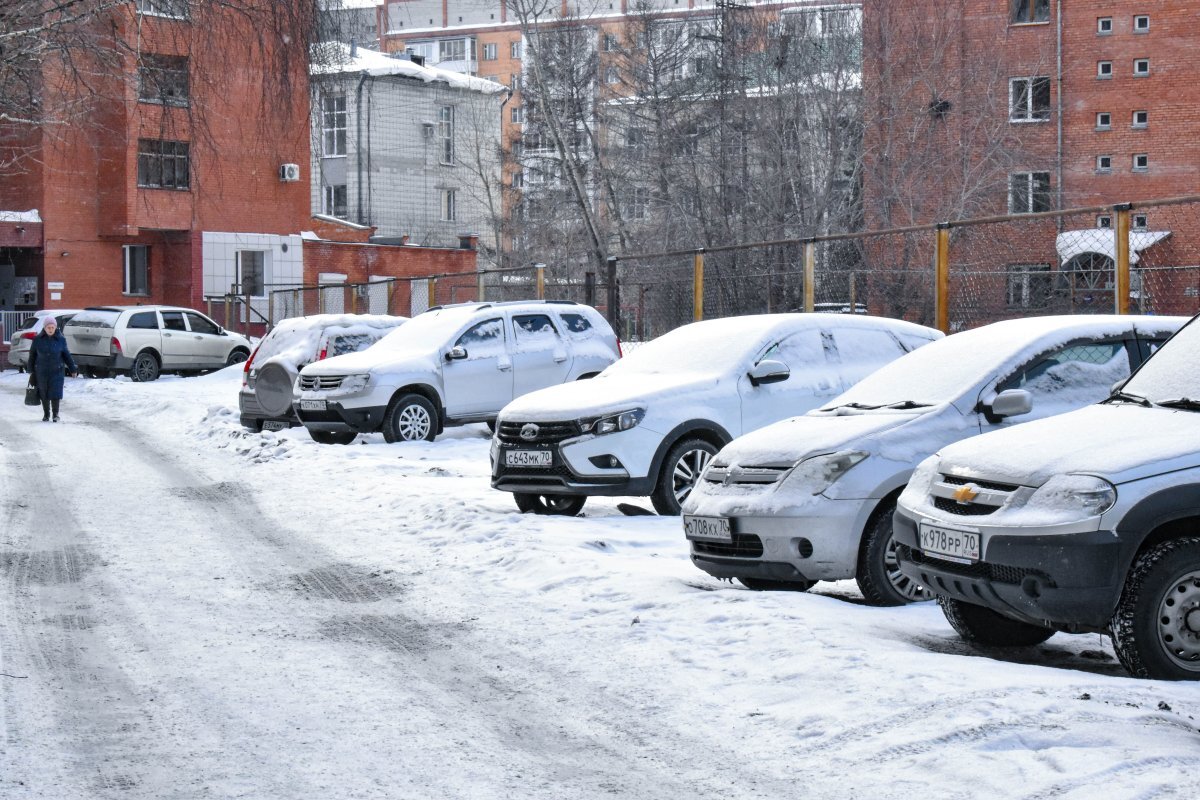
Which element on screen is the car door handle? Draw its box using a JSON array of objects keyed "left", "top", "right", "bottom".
[
  {"left": 498, "top": 363, "right": 512, "bottom": 371},
  {"left": 164, "top": 333, "right": 172, "bottom": 337}
]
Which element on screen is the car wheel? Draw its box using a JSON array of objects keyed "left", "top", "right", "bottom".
[
  {"left": 383, "top": 393, "right": 437, "bottom": 443},
  {"left": 226, "top": 348, "right": 249, "bottom": 367},
  {"left": 308, "top": 429, "right": 357, "bottom": 445},
  {"left": 1111, "top": 537, "right": 1200, "bottom": 680},
  {"left": 130, "top": 351, "right": 160, "bottom": 382},
  {"left": 514, "top": 493, "right": 586, "bottom": 516},
  {"left": 651, "top": 437, "right": 718, "bottom": 516},
  {"left": 939, "top": 597, "right": 1054, "bottom": 647},
  {"left": 737, "top": 577, "right": 815, "bottom": 592},
  {"left": 856, "top": 505, "right": 933, "bottom": 606}
]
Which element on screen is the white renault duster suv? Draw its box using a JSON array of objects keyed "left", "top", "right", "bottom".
[
  {"left": 894, "top": 313, "right": 1200, "bottom": 680},
  {"left": 294, "top": 301, "right": 617, "bottom": 445}
]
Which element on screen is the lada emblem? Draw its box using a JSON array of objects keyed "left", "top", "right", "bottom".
[
  {"left": 953, "top": 484, "right": 979, "bottom": 504},
  {"left": 520, "top": 423, "right": 540, "bottom": 441}
]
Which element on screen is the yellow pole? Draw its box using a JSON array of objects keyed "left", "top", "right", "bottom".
[
  {"left": 427, "top": 277, "right": 437, "bottom": 309},
  {"left": 536, "top": 263, "right": 545, "bottom": 300},
  {"left": 935, "top": 225, "right": 951, "bottom": 334},
  {"left": 693, "top": 250, "right": 705, "bottom": 321},
  {"left": 1114, "top": 204, "right": 1132, "bottom": 314},
  {"left": 803, "top": 241, "right": 815, "bottom": 312}
]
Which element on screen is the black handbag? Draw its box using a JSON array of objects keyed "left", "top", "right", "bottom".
[{"left": 24, "top": 383, "right": 39, "bottom": 406}]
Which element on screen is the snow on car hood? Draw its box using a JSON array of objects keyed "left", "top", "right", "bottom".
[
  {"left": 714, "top": 410, "right": 933, "bottom": 467},
  {"left": 935, "top": 404, "right": 1200, "bottom": 486},
  {"left": 500, "top": 372, "right": 722, "bottom": 423}
]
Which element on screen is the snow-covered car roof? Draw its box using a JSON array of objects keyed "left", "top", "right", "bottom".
[
  {"left": 829, "top": 314, "right": 1187, "bottom": 409},
  {"left": 253, "top": 314, "right": 408, "bottom": 371}
]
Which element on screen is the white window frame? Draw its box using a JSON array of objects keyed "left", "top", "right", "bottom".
[
  {"left": 1008, "top": 76, "right": 1050, "bottom": 122},
  {"left": 1097, "top": 16, "right": 1112, "bottom": 34},
  {"left": 510, "top": 105, "right": 525, "bottom": 124},
  {"left": 323, "top": 184, "right": 347, "bottom": 218},
  {"left": 1133, "top": 153, "right": 1149, "bottom": 172},
  {"left": 1097, "top": 215, "right": 1112, "bottom": 229},
  {"left": 1133, "top": 213, "right": 1149, "bottom": 229},
  {"left": 440, "top": 188, "right": 457, "bottom": 221},
  {"left": 438, "top": 105, "right": 455, "bottom": 165},
  {"left": 1133, "top": 14, "right": 1150, "bottom": 32},
  {"left": 137, "top": 0, "right": 188, "bottom": 19},
  {"left": 603, "top": 33, "right": 618, "bottom": 51},
  {"left": 1008, "top": 171, "right": 1051, "bottom": 214},
  {"left": 236, "top": 251, "right": 267, "bottom": 298},
  {"left": 510, "top": 40, "right": 523, "bottom": 59},
  {"left": 1096, "top": 112, "right": 1111, "bottom": 130},
  {"left": 322, "top": 94, "right": 348, "bottom": 157},
  {"left": 482, "top": 42, "right": 497, "bottom": 60},
  {"left": 511, "top": 170, "right": 524, "bottom": 188},
  {"left": 1006, "top": 264, "right": 1051, "bottom": 309},
  {"left": 1133, "top": 58, "right": 1150, "bottom": 77},
  {"left": 1132, "top": 110, "right": 1148, "bottom": 128},
  {"left": 1096, "top": 155, "right": 1112, "bottom": 173},
  {"left": 605, "top": 66, "right": 620, "bottom": 85},
  {"left": 123, "top": 245, "right": 150, "bottom": 296},
  {"left": 1097, "top": 61, "right": 1113, "bottom": 78}
]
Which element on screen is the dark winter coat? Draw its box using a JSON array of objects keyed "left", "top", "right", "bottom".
[{"left": 28, "top": 329, "right": 77, "bottom": 401}]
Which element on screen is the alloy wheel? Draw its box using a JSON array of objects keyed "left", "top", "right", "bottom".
[
  {"left": 397, "top": 404, "right": 432, "bottom": 441},
  {"left": 672, "top": 447, "right": 713, "bottom": 505}
]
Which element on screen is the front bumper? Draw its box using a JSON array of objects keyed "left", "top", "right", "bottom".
[
  {"left": 893, "top": 506, "right": 1123, "bottom": 631},
  {"left": 7, "top": 347, "right": 26, "bottom": 367},
  {"left": 490, "top": 425, "right": 663, "bottom": 497},
  {"left": 294, "top": 399, "right": 387, "bottom": 434},
  {"left": 688, "top": 499, "right": 868, "bottom": 585}
]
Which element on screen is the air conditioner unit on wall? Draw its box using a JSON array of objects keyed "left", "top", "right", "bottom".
[{"left": 279, "top": 163, "right": 301, "bottom": 182}]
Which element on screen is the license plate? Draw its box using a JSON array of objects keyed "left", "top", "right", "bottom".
[
  {"left": 262, "top": 420, "right": 289, "bottom": 432},
  {"left": 299, "top": 399, "right": 326, "bottom": 411},
  {"left": 505, "top": 449, "right": 552, "bottom": 467},
  {"left": 919, "top": 523, "right": 980, "bottom": 563},
  {"left": 683, "top": 515, "right": 732, "bottom": 543}
]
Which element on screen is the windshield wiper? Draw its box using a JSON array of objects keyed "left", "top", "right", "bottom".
[
  {"left": 1156, "top": 397, "right": 1200, "bottom": 412},
  {"left": 1106, "top": 390, "right": 1151, "bottom": 407},
  {"left": 884, "top": 400, "right": 931, "bottom": 409}
]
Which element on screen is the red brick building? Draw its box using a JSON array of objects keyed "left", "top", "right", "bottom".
[{"left": 0, "top": 1, "right": 477, "bottom": 332}]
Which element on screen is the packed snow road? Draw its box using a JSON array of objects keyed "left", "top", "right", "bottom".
[{"left": 0, "top": 368, "right": 1198, "bottom": 799}]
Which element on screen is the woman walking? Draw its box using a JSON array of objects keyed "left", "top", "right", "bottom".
[{"left": 27, "top": 317, "right": 77, "bottom": 422}]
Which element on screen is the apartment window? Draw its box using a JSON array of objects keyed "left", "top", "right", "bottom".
[
  {"left": 603, "top": 33, "right": 618, "bottom": 51},
  {"left": 137, "top": 139, "right": 189, "bottom": 189},
  {"left": 1132, "top": 110, "right": 1148, "bottom": 128},
  {"left": 138, "top": 55, "right": 189, "bottom": 106},
  {"left": 605, "top": 66, "right": 620, "bottom": 84},
  {"left": 1133, "top": 213, "right": 1148, "bottom": 229},
  {"left": 439, "top": 39, "right": 467, "bottom": 62},
  {"left": 624, "top": 186, "right": 649, "bottom": 220},
  {"left": 482, "top": 42, "right": 497, "bottom": 60},
  {"left": 1006, "top": 264, "right": 1051, "bottom": 308},
  {"left": 1097, "top": 61, "right": 1113, "bottom": 78},
  {"left": 1009, "top": 76, "right": 1050, "bottom": 122},
  {"left": 438, "top": 105, "right": 454, "bottom": 165},
  {"left": 1133, "top": 58, "right": 1150, "bottom": 76},
  {"left": 1009, "top": 171, "right": 1051, "bottom": 213},
  {"left": 1096, "top": 155, "right": 1112, "bottom": 173},
  {"left": 1097, "top": 215, "right": 1112, "bottom": 228},
  {"left": 123, "top": 245, "right": 150, "bottom": 296},
  {"left": 440, "top": 189, "right": 457, "bottom": 221},
  {"left": 624, "top": 127, "right": 647, "bottom": 151},
  {"left": 510, "top": 41, "right": 523, "bottom": 59},
  {"left": 137, "top": 0, "right": 188, "bottom": 19},
  {"left": 511, "top": 171, "right": 524, "bottom": 188},
  {"left": 323, "top": 184, "right": 347, "bottom": 218},
  {"left": 322, "top": 94, "right": 347, "bottom": 156},
  {"left": 1133, "top": 14, "right": 1149, "bottom": 32},
  {"left": 510, "top": 105, "right": 524, "bottom": 123},
  {"left": 1096, "top": 112, "right": 1111, "bottom": 130},
  {"left": 1097, "top": 16, "right": 1112, "bottom": 34},
  {"left": 1133, "top": 153, "right": 1149, "bottom": 171},
  {"left": 237, "top": 251, "right": 265, "bottom": 297},
  {"left": 1010, "top": 0, "right": 1049, "bottom": 24}
]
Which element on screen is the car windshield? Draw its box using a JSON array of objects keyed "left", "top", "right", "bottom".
[
  {"left": 1123, "top": 316, "right": 1200, "bottom": 406},
  {"left": 603, "top": 320, "right": 765, "bottom": 376},
  {"left": 372, "top": 306, "right": 479, "bottom": 353}
]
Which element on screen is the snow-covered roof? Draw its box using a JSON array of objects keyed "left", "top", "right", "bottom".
[
  {"left": 319, "top": 0, "right": 379, "bottom": 10},
  {"left": 1056, "top": 229, "right": 1171, "bottom": 266},
  {"left": 0, "top": 210, "right": 41, "bottom": 223},
  {"left": 312, "top": 43, "right": 507, "bottom": 94}
]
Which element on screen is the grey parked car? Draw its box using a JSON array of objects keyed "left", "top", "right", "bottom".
[
  {"left": 65, "top": 305, "right": 252, "bottom": 381},
  {"left": 8, "top": 310, "right": 82, "bottom": 372}
]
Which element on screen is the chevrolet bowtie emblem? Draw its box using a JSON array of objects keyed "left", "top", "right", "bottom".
[{"left": 953, "top": 484, "right": 979, "bottom": 503}]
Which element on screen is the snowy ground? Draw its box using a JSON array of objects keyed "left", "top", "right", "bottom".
[{"left": 0, "top": 367, "right": 1197, "bottom": 799}]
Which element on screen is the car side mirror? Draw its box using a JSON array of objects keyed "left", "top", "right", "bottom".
[
  {"left": 747, "top": 359, "right": 790, "bottom": 387},
  {"left": 446, "top": 346, "right": 468, "bottom": 361},
  {"left": 990, "top": 389, "right": 1033, "bottom": 419}
]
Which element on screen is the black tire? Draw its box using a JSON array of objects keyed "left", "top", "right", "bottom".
[
  {"left": 308, "top": 429, "right": 357, "bottom": 445},
  {"left": 514, "top": 493, "right": 587, "bottom": 516},
  {"left": 1111, "top": 537, "right": 1200, "bottom": 680},
  {"left": 856, "top": 504, "right": 933, "bottom": 606},
  {"left": 226, "top": 348, "right": 249, "bottom": 367},
  {"left": 130, "top": 351, "right": 160, "bottom": 382},
  {"left": 939, "top": 597, "right": 1055, "bottom": 647},
  {"left": 84, "top": 366, "right": 111, "bottom": 379},
  {"left": 382, "top": 393, "right": 437, "bottom": 443},
  {"left": 738, "top": 577, "right": 815, "bottom": 592},
  {"left": 651, "top": 437, "right": 719, "bottom": 516}
]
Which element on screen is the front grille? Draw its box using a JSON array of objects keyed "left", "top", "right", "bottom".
[
  {"left": 299, "top": 374, "right": 345, "bottom": 391},
  {"left": 691, "top": 533, "right": 764, "bottom": 558},
  {"left": 703, "top": 465, "right": 790, "bottom": 486},
  {"left": 941, "top": 474, "right": 1019, "bottom": 493},
  {"left": 901, "top": 545, "right": 1040, "bottom": 585},
  {"left": 498, "top": 420, "right": 581, "bottom": 445},
  {"left": 933, "top": 496, "right": 1000, "bottom": 517},
  {"left": 499, "top": 460, "right": 575, "bottom": 480}
]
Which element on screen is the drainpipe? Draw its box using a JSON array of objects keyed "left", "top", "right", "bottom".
[
  {"left": 355, "top": 72, "right": 369, "bottom": 225},
  {"left": 1055, "top": 0, "right": 1063, "bottom": 220}
]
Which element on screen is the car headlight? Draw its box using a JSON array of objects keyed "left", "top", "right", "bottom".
[
  {"left": 586, "top": 408, "right": 645, "bottom": 436},
  {"left": 1025, "top": 474, "right": 1116, "bottom": 518},
  {"left": 899, "top": 455, "right": 940, "bottom": 508},
  {"left": 786, "top": 450, "right": 868, "bottom": 495},
  {"left": 338, "top": 374, "right": 371, "bottom": 394}
]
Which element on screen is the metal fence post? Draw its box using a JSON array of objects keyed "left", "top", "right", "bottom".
[
  {"left": 1114, "top": 203, "right": 1132, "bottom": 314},
  {"left": 605, "top": 256, "right": 619, "bottom": 332},
  {"left": 584, "top": 272, "right": 596, "bottom": 306},
  {"left": 535, "top": 263, "right": 545, "bottom": 300},
  {"left": 477, "top": 269, "right": 485, "bottom": 303},
  {"left": 693, "top": 249, "right": 705, "bottom": 321},
  {"left": 803, "top": 241, "right": 815, "bottom": 312},
  {"left": 935, "top": 223, "right": 951, "bottom": 334}
]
